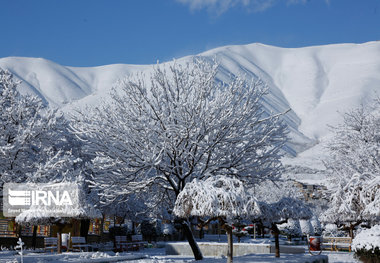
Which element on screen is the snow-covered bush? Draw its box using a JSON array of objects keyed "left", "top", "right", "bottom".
[
  {"left": 322, "top": 223, "right": 345, "bottom": 237},
  {"left": 278, "top": 219, "right": 302, "bottom": 239},
  {"left": 310, "top": 216, "right": 322, "bottom": 236},
  {"left": 352, "top": 225, "right": 380, "bottom": 262},
  {"left": 300, "top": 219, "right": 314, "bottom": 236}
]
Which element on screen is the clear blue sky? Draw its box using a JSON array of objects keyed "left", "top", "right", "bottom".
[{"left": 1, "top": 0, "right": 380, "bottom": 67}]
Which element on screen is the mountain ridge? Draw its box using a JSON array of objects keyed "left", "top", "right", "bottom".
[{"left": 1, "top": 41, "right": 380, "bottom": 162}]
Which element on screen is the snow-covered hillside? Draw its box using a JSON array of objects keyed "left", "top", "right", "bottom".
[{"left": 1, "top": 41, "right": 379, "bottom": 165}]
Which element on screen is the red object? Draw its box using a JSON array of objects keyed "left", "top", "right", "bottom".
[{"left": 309, "top": 236, "right": 321, "bottom": 251}]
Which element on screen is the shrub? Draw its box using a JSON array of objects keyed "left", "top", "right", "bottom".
[{"left": 353, "top": 225, "right": 380, "bottom": 263}]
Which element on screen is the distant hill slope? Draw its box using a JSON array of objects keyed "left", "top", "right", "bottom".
[{"left": 1, "top": 41, "right": 380, "bottom": 160}]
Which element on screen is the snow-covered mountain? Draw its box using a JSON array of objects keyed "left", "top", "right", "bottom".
[{"left": 1, "top": 41, "right": 380, "bottom": 173}]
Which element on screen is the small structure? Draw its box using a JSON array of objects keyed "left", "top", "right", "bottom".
[
  {"left": 292, "top": 181, "right": 327, "bottom": 201},
  {"left": 15, "top": 186, "right": 101, "bottom": 253}
]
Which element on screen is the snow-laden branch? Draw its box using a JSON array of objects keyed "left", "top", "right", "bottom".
[
  {"left": 71, "top": 57, "right": 288, "bottom": 214},
  {"left": 173, "top": 175, "right": 260, "bottom": 222},
  {"left": 322, "top": 101, "right": 380, "bottom": 226}
]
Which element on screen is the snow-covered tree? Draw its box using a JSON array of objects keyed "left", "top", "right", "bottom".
[
  {"left": 254, "top": 197, "right": 313, "bottom": 257},
  {"left": 326, "top": 103, "right": 380, "bottom": 178},
  {"left": 299, "top": 219, "right": 314, "bottom": 237},
  {"left": 278, "top": 218, "right": 302, "bottom": 239},
  {"left": 0, "top": 69, "right": 77, "bottom": 184},
  {"left": 0, "top": 68, "right": 87, "bottom": 188},
  {"left": 173, "top": 175, "right": 259, "bottom": 263},
  {"left": 0, "top": 69, "right": 96, "bottom": 251},
  {"left": 322, "top": 223, "right": 345, "bottom": 237},
  {"left": 232, "top": 218, "right": 249, "bottom": 243},
  {"left": 322, "top": 102, "right": 380, "bottom": 237},
  {"left": 248, "top": 178, "right": 314, "bottom": 256},
  {"left": 71, "top": 58, "right": 288, "bottom": 260},
  {"left": 321, "top": 172, "right": 380, "bottom": 237},
  {"left": 310, "top": 216, "right": 322, "bottom": 236}
]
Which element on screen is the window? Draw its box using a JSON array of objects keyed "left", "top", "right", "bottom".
[{"left": 88, "top": 219, "right": 101, "bottom": 235}]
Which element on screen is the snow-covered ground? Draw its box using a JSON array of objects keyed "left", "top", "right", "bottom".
[{"left": 0, "top": 246, "right": 359, "bottom": 263}]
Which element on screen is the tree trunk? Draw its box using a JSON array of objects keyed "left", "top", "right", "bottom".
[
  {"left": 349, "top": 224, "right": 354, "bottom": 239},
  {"left": 57, "top": 232, "right": 62, "bottom": 254},
  {"left": 260, "top": 224, "right": 265, "bottom": 238},
  {"left": 17, "top": 224, "right": 22, "bottom": 238},
  {"left": 181, "top": 220, "right": 203, "bottom": 260},
  {"left": 272, "top": 224, "right": 280, "bottom": 258},
  {"left": 57, "top": 223, "right": 65, "bottom": 254},
  {"left": 218, "top": 220, "right": 221, "bottom": 241},
  {"left": 226, "top": 225, "right": 234, "bottom": 263},
  {"left": 31, "top": 225, "right": 38, "bottom": 250}
]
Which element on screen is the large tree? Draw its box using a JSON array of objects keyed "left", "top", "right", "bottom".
[
  {"left": 321, "top": 172, "right": 380, "bottom": 237},
  {"left": 255, "top": 197, "right": 313, "bottom": 258},
  {"left": 0, "top": 68, "right": 95, "bottom": 250},
  {"left": 322, "top": 102, "right": 380, "bottom": 236},
  {"left": 71, "top": 58, "right": 288, "bottom": 260},
  {"left": 0, "top": 68, "right": 78, "bottom": 184},
  {"left": 326, "top": 102, "right": 380, "bottom": 178}
]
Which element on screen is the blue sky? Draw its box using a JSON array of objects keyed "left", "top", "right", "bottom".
[{"left": 1, "top": 0, "right": 380, "bottom": 66}]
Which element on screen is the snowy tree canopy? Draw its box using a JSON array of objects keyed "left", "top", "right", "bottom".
[
  {"left": 322, "top": 101, "right": 380, "bottom": 227},
  {"left": 251, "top": 179, "right": 303, "bottom": 204},
  {"left": 173, "top": 175, "right": 260, "bottom": 263},
  {"left": 0, "top": 69, "right": 79, "bottom": 185},
  {"left": 278, "top": 218, "right": 302, "bottom": 237},
  {"left": 272, "top": 197, "right": 313, "bottom": 221},
  {"left": 326, "top": 103, "right": 380, "bottom": 177},
  {"left": 299, "top": 219, "right": 314, "bottom": 236},
  {"left": 352, "top": 224, "right": 380, "bottom": 252},
  {"left": 173, "top": 175, "right": 259, "bottom": 222},
  {"left": 71, "top": 58, "right": 288, "bottom": 210},
  {"left": 321, "top": 172, "right": 380, "bottom": 225},
  {"left": 0, "top": 69, "right": 98, "bottom": 226},
  {"left": 310, "top": 215, "right": 322, "bottom": 235},
  {"left": 15, "top": 179, "right": 101, "bottom": 226},
  {"left": 255, "top": 197, "right": 313, "bottom": 227},
  {"left": 252, "top": 194, "right": 312, "bottom": 258}
]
